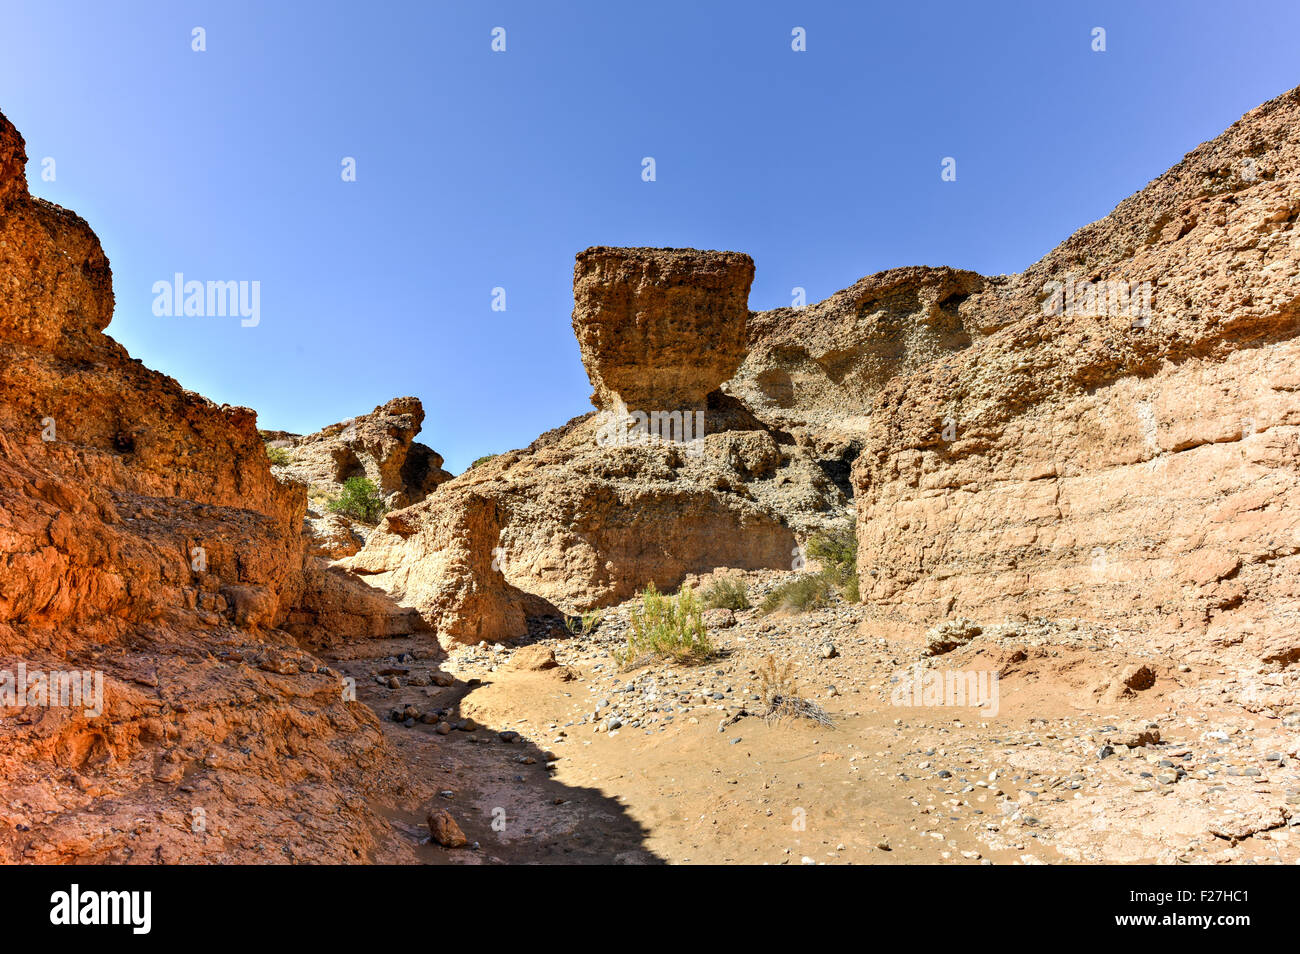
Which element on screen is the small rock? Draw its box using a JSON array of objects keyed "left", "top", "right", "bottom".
[{"left": 427, "top": 809, "right": 468, "bottom": 848}]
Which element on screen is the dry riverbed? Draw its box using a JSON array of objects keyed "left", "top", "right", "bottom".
[{"left": 326, "top": 570, "right": 1300, "bottom": 865}]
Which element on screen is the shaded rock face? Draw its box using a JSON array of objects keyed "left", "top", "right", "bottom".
[
  {"left": 351, "top": 250, "right": 846, "bottom": 645},
  {"left": 852, "top": 86, "right": 1300, "bottom": 667},
  {"left": 265, "top": 396, "right": 451, "bottom": 510},
  {"left": 572, "top": 247, "right": 755, "bottom": 411},
  {"left": 728, "top": 266, "right": 985, "bottom": 443},
  {"left": 348, "top": 401, "right": 841, "bottom": 644},
  {"left": 0, "top": 111, "right": 417, "bottom": 863},
  {"left": 349, "top": 492, "right": 537, "bottom": 645}
]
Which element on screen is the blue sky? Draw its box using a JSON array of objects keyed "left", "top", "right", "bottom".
[{"left": 3, "top": 1, "right": 1298, "bottom": 472}]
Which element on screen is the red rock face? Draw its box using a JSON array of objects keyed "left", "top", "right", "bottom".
[
  {"left": 0, "top": 110, "right": 416, "bottom": 863},
  {"left": 852, "top": 86, "right": 1300, "bottom": 668},
  {"left": 0, "top": 111, "right": 27, "bottom": 210}
]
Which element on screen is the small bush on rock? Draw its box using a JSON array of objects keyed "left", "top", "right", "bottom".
[
  {"left": 327, "top": 476, "right": 385, "bottom": 523},
  {"left": 265, "top": 444, "right": 292, "bottom": 466}
]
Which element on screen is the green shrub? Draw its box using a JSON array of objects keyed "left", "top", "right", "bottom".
[
  {"left": 618, "top": 584, "right": 715, "bottom": 667},
  {"left": 327, "top": 476, "right": 386, "bottom": 523},
  {"left": 265, "top": 444, "right": 292, "bottom": 466},
  {"left": 811, "top": 526, "right": 861, "bottom": 603},
  {"left": 759, "top": 573, "right": 835, "bottom": 615},
  {"left": 566, "top": 609, "right": 603, "bottom": 636},
  {"left": 470, "top": 454, "right": 499, "bottom": 468},
  {"left": 842, "top": 570, "right": 860, "bottom": 604},
  {"left": 806, "top": 527, "right": 856, "bottom": 576},
  {"left": 760, "top": 528, "right": 861, "bottom": 614},
  {"left": 700, "top": 577, "right": 751, "bottom": 610}
]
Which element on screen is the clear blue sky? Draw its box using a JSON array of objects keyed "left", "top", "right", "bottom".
[{"left": 3, "top": 1, "right": 1297, "bottom": 472}]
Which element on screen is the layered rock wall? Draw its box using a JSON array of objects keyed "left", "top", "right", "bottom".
[
  {"left": 852, "top": 87, "right": 1300, "bottom": 665},
  {"left": 0, "top": 110, "right": 415, "bottom": 862}
]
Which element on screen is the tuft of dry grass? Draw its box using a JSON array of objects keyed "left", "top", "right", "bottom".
[
  {"left": 566, "top": 609, "right": 603, "bottom": 636},
  {"left": 756, "top": 654, "right": 835, "bottom": 727},
  {"left": 700, "top": 576, "right": 751, "bottom": 610},
  {"left": 759, "top": 573, "right": 835, "bottom": 614}
]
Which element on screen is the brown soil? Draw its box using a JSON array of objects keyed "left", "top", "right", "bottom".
[{"left": 327, "top": 569, "right": 1300, "bottom": 865}]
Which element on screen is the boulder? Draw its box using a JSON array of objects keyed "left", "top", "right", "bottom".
[{"left": 573, "top": 247, "right": 754, "bottom": 411}]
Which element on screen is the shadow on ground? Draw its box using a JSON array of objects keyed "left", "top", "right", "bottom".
[{"left": 325, "top": 633, "right": 664, "bottom": 865}]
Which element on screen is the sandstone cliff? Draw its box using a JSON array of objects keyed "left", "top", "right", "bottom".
[
  {"left": 0, "top": 110, "right": 417, "bottom": 862},
  {"left": 348, "top": 248, "right": 852, "bottom": 644},
  {"left": 851, "top": 86, "right": 1300, "bottom": 669}
]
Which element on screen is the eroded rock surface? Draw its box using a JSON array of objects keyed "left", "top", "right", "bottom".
[
  {"left": 728, "top": 266, "right": 985, "bottom": 444},
  {"left": 347, "top": 396, "right": 853, "bottom": 643},
  {"left": 0, "top": 110, "right": 418, "bottom": 863},
  {"left": 852, "top": 85, "right": 1300, "bottom": 668},
  {"left": 264, "top": 396, "right": 452, "bottom": 511},
  {"left": 572, "top": 246, "right": 754, "bottom": 411}
]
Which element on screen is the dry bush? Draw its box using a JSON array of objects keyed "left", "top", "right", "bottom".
[
  {"left": 700, "top": 576, "right": 750, "bottom": 610},
  {"left": 757, "top": 654, "right": 835, "bottom": 727}
]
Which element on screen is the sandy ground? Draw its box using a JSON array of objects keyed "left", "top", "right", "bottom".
[{"left": 325, "top": 569, "right": 1300, "bottom": 865}]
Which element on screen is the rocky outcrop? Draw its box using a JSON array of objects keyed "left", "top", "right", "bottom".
[
  {"left": 0, "top": 110, "right": 417, "bottom": 862},
  {"left": 573, "top": 247, "right": 754, "bottom": 411},
  {"left": 348, "top": 402, "right": 839, "bottom": 644},
  {"left": 852, "top": 86, "right": 1300, "bottom": 666},
  {"left": 348, "top": 249, "right": 849, "bottom": 645},
  {"left": 264, "top": 396, "right": 451, "bottom": 511},
  {"left": 727, "top": 266, "right": 985, "bottom": 444}
]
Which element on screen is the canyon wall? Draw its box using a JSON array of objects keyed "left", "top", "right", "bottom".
[
  {"left": 0, "top": 110, "right": 415, "bottom": 862},
  {"left": 728, "top": 266, "right": 986, "bottom": 446},
  {"left": 852, "top": 86, "right": 1300, "bottom": 667},
  {"left": 349, "top": 248, "right": 857, "bottom": 643}
]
